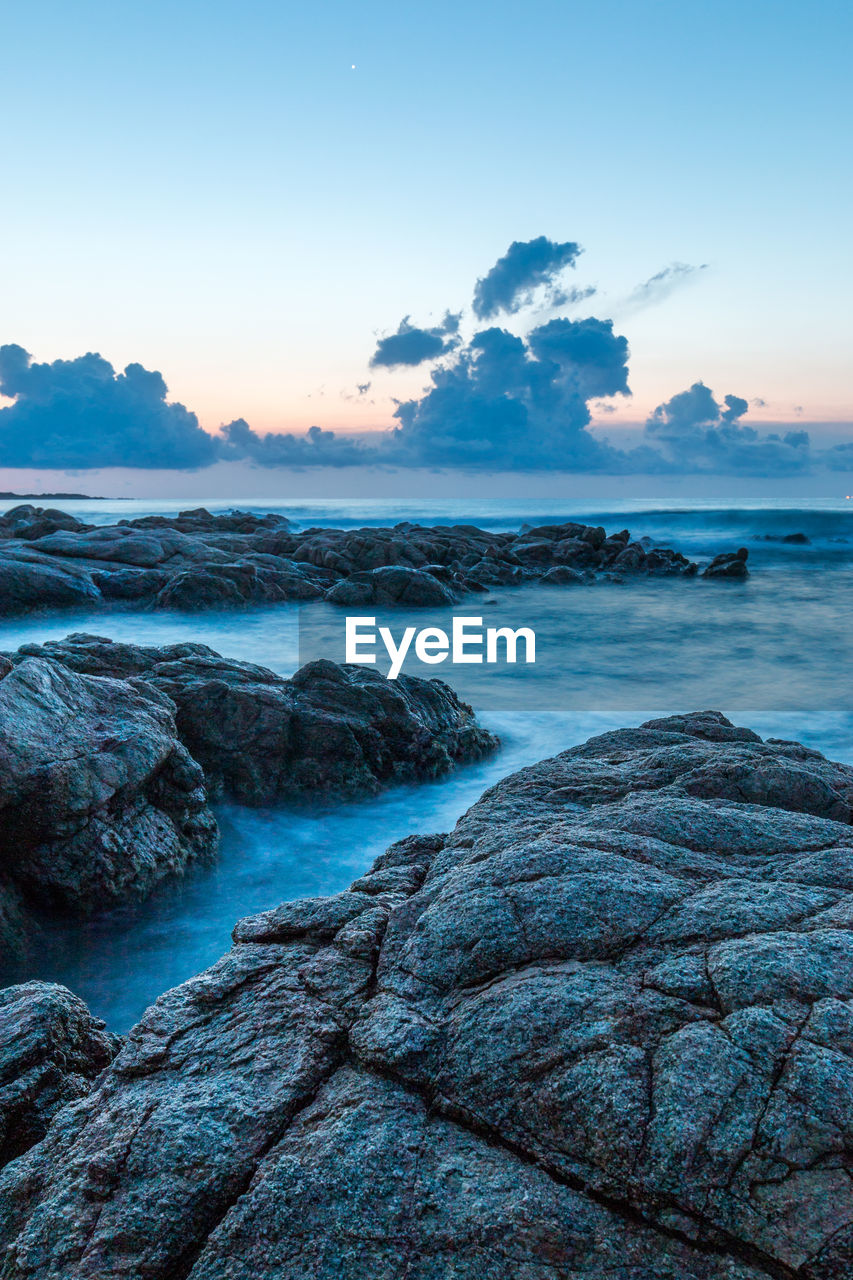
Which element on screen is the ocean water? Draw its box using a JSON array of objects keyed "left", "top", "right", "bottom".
[{"left": 1, "top": 497, "right": 852, "bottom": 1029}]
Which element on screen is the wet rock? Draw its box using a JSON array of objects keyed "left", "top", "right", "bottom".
[
  {"left": 0, "top": 507, "right": 90, "bottom": 541},
  {"left": 154, "top": 563, "right": 323, "bottom": 610},
  {"left": 610, "top": 541, "right": 647, "bottom": 571},
  {"left": 0, "top": 836, "right": 437, "bottom": 1279},
  {"left": 0, "top": 559, "right": 100, "bottom": 614},
  {"left": 92, "top": 567, "right": 168, "bottom": 600},
  {"left": 0, "top": 657, "right": 218, "bottom": 915},
  {"left": 702, "top": 547, "right": 749, "bottom": 578},
  {"left": 7, "top": 637, "right": 500, "bottom": 805},
  {"left": 3, "top": 715, "right": 853, "bottom": 1275},
  {"left": 540, "top": 565, "right": 586, "bottom": 585},
  {"left": 0, "top": 983, "right": 119, "bottom": 1169},
  {"left": 325, "top": 565, "right": 458, "bottom": 607},
  {"left": 0, "top": 510, "right": 733, "bottom": 614}
]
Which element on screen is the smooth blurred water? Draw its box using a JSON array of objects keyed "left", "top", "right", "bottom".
[{"left": 1, "top": 496, "right": 852, "bottom": 1029}]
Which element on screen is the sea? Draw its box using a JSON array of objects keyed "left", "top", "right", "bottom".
[{"left": 1, "top": 495, "right": 852, "bottom": 1030}]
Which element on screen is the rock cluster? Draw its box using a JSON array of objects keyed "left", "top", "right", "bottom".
[
  {"left": 0, "top": 639, "right": 497, "bottom": 947},
  {"left": 5, "top": 635, "right": 499, "bottom": 806},
  {"left": 0, "top": 506, "right": 747, "bottom": 614},
  {"left": 2, "top": 712, "right": 853, "bottom": 1276}
]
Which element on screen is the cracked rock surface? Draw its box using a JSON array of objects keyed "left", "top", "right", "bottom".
[
  {"left": 3, "top": 713, "right": 853, "bottom": 1276},
  {"left": 5, "top": 635, "right": 499, "bottom": 805}
]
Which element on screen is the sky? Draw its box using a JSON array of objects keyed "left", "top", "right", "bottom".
[{"left": 1, "top": 0, "right": 851, "bottom": 494}]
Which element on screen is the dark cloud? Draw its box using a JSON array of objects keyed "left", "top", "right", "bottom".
[
  {"left": 0, "top": 344, "right": 219, "bottom": 469},
  {"left": 390, "top": 318, "right": 630, "bottom": 470},
  {"left": 644, "top": 382, "right": 811, "bottom": 474},
  {"left": 823, "top": 442, "right": 853, "bottom": 471},
  {"left": 219, "top": 419, "right": 365, "bottom": 468},
  {"left": 626, "top": 262, "right": 707, "bottom": 310},
  {"left": 0, "top": 344, "right": 366, "bottom": 471},
  {"left": 369, "top": 312, "right": 461, "bottom": 369},
  {"left": 472, "top": 237, "right": 583, "bottom": 320}
]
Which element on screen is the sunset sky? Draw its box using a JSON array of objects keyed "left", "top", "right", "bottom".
[{"left": 1, "top": 0, "right": 851, "bottom": 493}]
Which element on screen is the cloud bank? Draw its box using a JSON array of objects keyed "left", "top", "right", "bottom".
[
  {"left": 644, "top": 382, "right": 811, "bottom": 474},
  {"left": 1, "top": 236, "right": 844, "bottom": 477},
  {"left": 0, "top": 344, "right": 219, "bottom": 469}
]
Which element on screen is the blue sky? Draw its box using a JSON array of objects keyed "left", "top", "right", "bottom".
[{"left": 1, "top": 0, "right": 851, "bottom": 491}]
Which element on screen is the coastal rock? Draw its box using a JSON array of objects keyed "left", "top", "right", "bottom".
[
  {"left": 540, "top": 564, "right": 586, "bottom": 585},
  {"left": 0, "top": 509, "right": 741, "bottom": 614},
  {"left": 0, "top": 983, "right": 119, "bottom": 1169},
  {"left": 8, "top": 637, "right": 499, "bottom": 804},
  {"left": 154, "top": 563, "right": 324, "bottom": 610},
  {"left": 3, "top": 713, "right": 853, "bottom": 1275},
  {"left": 702, "top": 547, "right": 749, "bottom": 578},
  {"left": 325, "top": 565, "right": 458, "bottom": 607},
  {"left": 758, "top": 532, "right": 810, "bottom": 544},
  {"left": 0, "top": 657, "right": 217, "bottom": 915},
  {"left": 0, "top": 558, "right": 101, "bottom": 613},
  {"left": 0, "top": 506, "right": 90, "bottom": 541}
]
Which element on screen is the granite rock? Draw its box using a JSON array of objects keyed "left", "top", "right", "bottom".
[
  {"left": 3, "top": 714, "right": 853, "bottom": 1275},
  {"left": 0, "top": 656, "right": 218, "bottom": 925},
  {"left": 7, "top": 636, "right": 500, "bottom": 804},
  {"left": 0, "top": 509, "right": 744, "bottom": 615}
]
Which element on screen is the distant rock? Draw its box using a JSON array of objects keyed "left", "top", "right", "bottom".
[
  {"left": 3, "top": 712, "right": 853, "bottom": 1275},
  {"left": 758, "top": 531, "right": 811, "bottom": 544},
  {"left": 0, "top": 509, "right": 744, "bottom": 615},
  {"left": 9, "top": 636, "right": 499, "bottom": 805},
  {"left": 0, "top": 505, "right": 91, "bottom": 541},
  {"left": 701, "top": 546, "right": 749, "bottom": 578}
]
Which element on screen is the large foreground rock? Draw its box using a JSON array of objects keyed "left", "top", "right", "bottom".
[
  {"left": 0, "top": 506, "right": 745, "bottom": 614},
  {"left": 8, "top": 635, "right": 499, "bottom": 804},
  {"left": 4, "top": 712, "right": 853, "bottom": 1275},
  {"left": 0, "top": 656, "right": 218, "bottom": 940}
]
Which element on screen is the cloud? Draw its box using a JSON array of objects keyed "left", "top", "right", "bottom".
[
  {"left": 219, "top": 419, "right": 365, "bottom": 468},
  {"left": 369, "top": 312, "right": 461, "bottom": 369},
  {"left": 626, "top": 262, "right": 707, "bottom": 310},
  {"left": 644, "top": 381, "right": 812, "bottom": 474},
  {"left": 0, "top": 344, "right": 367, "bottom": 471},
  {"left": 472, "top": 236, "right": 583, "bottom": 320},
  {"left": 0, "top": 344, "right": 219, "bottom": 469},
  {"left": 548, "top": 284, "right": 597, "bottom": 309},
  {"left": 390, "top": 317, "right": 630, "bottom": 470},
  {"left": 4, "top": 222, "right": 847, "bottom": 480}
]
